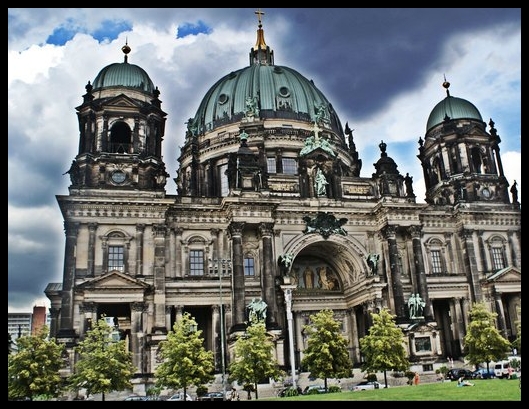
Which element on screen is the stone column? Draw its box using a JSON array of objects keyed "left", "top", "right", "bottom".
[
  {"left": 174, "top": 227, "right": 183, "bottom": 278},
  {"left": 259, "top": 222, "right": 278, "bottom": 327},
  {"left": 454, "top": 298, "right": 466, "bottom": 356},
  {"left": 87, "top": 223, "right": 97, "bottom": 277},
  {"left": 228, "top": 222, "right": 246, "bottom": 329},
  {"left": 57, "top": 221, "right": 79, "bottom": 339},
  {"left": 152, "top": 224, "right": 167, "bottom": 333},
  {"left": 135, "top": 224, "right": 145, "bottom": 277},
  {"left": 460, "top": 229, "right": 483, "bottom": 302},
  {"left": 408, "top": 225, "right": 433, "bottom": 320},
  {"left": 347, "top": 308, "right": 360, "bottom": 364},
  {"left": 131, "top": 302, "right": 146, "bottom": 373},
  {"left": 383, "top": 225, "right": 406, "bottom": 321},
  {"left": 493, "top": 291, "right": 508, "bottom": 338}
]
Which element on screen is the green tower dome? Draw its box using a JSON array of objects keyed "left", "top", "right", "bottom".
[{"left": 426, "top": 80, "right": 483, "bottom": 132}]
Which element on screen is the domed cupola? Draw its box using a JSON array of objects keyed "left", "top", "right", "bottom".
[
  {"left": 68, "top": 43, "right": 168, "bottom": 194},
  {"left": 92, "top": 43, "right": 155, "bottom": 95},
  {"left": 185, "top": 11, "right": 344, "bottom": 139},
  {"left": 417, "top": 79, "right": 510, "bottom": 206},
  {"left": 426, "top": 80, "right": 483, "bottom": 133},
  {"left": 177, "top": 10, "right": 363, "bottom": 200}
]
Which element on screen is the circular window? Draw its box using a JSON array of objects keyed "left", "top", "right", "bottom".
[
  {"left": 279, "top": 86, "right": 290, "bottom": 97},
  {"left": 218, "top": 93, "right": 229, "bottom": 105},
  {"left": 111, "top": 171, "right": 126, "bottom": 184}
]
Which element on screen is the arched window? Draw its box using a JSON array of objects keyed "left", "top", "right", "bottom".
[
  {"left": 424, "top": 237, "right": 448, "bottom": 275},
  {"left": 487, "top": 235, "right": 507, "bottom": 271},
  {"left": 109, "top": 121, "right": 132, "bottom": 154},
  {"left": 101, "top": 230, "right": 133, "bottom": 274}
]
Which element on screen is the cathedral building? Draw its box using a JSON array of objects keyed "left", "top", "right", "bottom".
[{"left": 45, "top": 11, "right": 521, "bottom": 389}]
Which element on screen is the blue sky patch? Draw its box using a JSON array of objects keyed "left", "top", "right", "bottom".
[
  {"left": 46, "top": 19, "right": 132, "bottom": 45},
  {"left": 177, "top": 20, "right": 212, "bottom": 38}
]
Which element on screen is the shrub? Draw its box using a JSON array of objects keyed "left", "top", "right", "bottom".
[
  {"left": 284, "top": 387, "right": 299, "bottom": 397},
  {"left": 195, "top": 385, "right": 208, "bottom": 397},
  {"left": 405, "top": 370, "right": 415, "bottom": 385},
  {"left": 366, "top": 373, "right": 378, "bottom": 382}
]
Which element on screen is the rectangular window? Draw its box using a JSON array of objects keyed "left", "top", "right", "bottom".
[
  {"left": 108, "top": 246, "right": 124, "bottom": 272},
  {"left": 189, "top": 250, "right": 204, "bottom": 276},
  {"left": 244, "top": 257, "right": 255, "bottom": 276},
  {"left": 267, "top": 157, "right": 277, "bottom": 174},
  {"left": 491, "top": 247, "right": 505, "bottom": 270},
  {"left": 282, "top": 158, "right": 297, "bottom": 175},
  {"left": 431, "top": 250, "right": 443, "bottom": 274}
]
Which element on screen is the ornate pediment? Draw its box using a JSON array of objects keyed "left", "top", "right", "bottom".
[
  {"left": 76, "top": 271, "right": 151, "bottom": 291},
  {"left": 102, "top": 94, "right": 142, "bottom": 109},
  {"left": 486, "top": 266, "right": 521, "bottom": 283}
]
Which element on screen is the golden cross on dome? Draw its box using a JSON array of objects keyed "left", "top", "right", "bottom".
[{"left": 255, "top": 9, "right": 265, "bottom": 25}]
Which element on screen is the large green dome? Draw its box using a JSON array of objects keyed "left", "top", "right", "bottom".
[
  {"left": 188, "top": 63, "right": 343, "bottom": 136},
  {"left": 426, "top": 94, "right": 482, "bottom": 132},
  {"left": 187, "top": 18, "right": 343, "bottom": 138}
]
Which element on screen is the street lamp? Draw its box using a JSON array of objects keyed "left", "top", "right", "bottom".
[
  {"left": 280, "top": 279, "right": 297, "bottom": 390},
  {"left": 211, "top": 258, "right": 231, "bottom": 400}
]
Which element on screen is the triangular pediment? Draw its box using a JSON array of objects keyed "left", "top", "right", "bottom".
[
  {"left": 76, "top": 271, "right": 151, "bottom": 291},
  {"left": 303, "top": 147, "right": 334, "bottom": 160},
  {"left": 102, "top": 94, "right": 142, "bottom": 109},
  {"left": 486, "top": 266, "right": 521, "bottom": 283}
]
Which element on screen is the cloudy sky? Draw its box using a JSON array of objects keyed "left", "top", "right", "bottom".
[{"left": 8, "top": 8, "right": 521, "bottom": 313}]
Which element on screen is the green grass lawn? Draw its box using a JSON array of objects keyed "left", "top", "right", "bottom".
[{"left": 262, "top": 378, "right": 521, "bottom": 401}]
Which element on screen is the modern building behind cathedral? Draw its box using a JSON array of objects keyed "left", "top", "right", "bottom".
[{"left": 45, "top": 11, "right": 521, "bottom": 390}]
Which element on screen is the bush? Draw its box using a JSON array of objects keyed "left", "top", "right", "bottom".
[
  {"left": 405, "top": 370, "right": 415, "bottom": 385},
  {"left": 283, "top": 387, "right": 300, "bottom": 397},
  {"left": 366, "top": 373, "right": 378, "bottom": 382},
  {"left": 195, "top": 385, "right": 208, "bottom": 397},
  {"left": 328, "top": 385, "right": 341, "bottom": 393}
]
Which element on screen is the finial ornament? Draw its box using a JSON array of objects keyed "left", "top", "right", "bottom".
[{"left": 254, "top": 8, "right": 265, "bottom": 25}]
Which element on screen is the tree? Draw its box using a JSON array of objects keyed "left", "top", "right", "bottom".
[
  {"left": 463, "top": 302, "right": 512, "bottom": 370},
  {"left": 155, "top": 312, "right": 215, "bottom": 399},
  {"left": 228, "top": 320, "right": 282, "bottom": 400},
  {"left": 300, "top": 309, "right": 353, "bottom": 391},
  {"left": 8, "top": 326, "right": 65, "bottom": 401},
  {"left": 8, "top": 332, "right": 13, "bottom": 355},
  {"left": 68, "top": 316, "right": 136, "bottom": 401},
  {"left": 359, "top": 308, "right": 409, "bottom": 388}
]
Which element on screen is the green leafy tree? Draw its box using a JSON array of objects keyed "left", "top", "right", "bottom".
[
  {"left": 463, "top": 302, "right": 512, "bottom": 370},
  {"left": 228, "top": 320, "right": 282, "bottom": 400},
  {"left": 155, "top": 312, "right": 215, "bottom": 399},
  {"left": 359, "top": 308, "right": 409, "bottom": 388},
  {"left": 8, "top": 326, "right": 65, "bottom": 401},
  {"left": 300, "top": 309, "right": 353, "bottom": 391},
  {"left": 68, "top": 316, "right": 136, "bottom": 401},
  {"left": 8, "top": 332, "right": 13, "bottom": 355}
]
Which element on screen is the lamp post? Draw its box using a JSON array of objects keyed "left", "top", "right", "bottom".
[
  {"left": 211, "top": 258, "right": 230, "bottom": 400},
  {"left": 280, "top": 280, "right": 297, "bottom": 390}
]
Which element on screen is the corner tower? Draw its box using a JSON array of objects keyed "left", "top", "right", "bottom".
[{"left": 69, "top": 42, "right": 168, "bottom": 194}]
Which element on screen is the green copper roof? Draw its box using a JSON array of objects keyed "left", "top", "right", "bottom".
[
  {"left": 188, "top": 63, "right": 343, "bottom": 135},
  {"left": 92, "top": 61, "right": 155, "bottom": 94},
  {"left": 426, "top": 95, "right": 482, "bottom": 132}
]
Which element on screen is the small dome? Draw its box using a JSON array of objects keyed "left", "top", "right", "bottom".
[
  {"left": 188, "top": 64, "right": 343, "bottom": 136},
  {"left": 426, "top": 95, "right": 483, "bottom": 132},
  {"left": 92, "top": 62, "right": 155, "bottom": 93}
]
